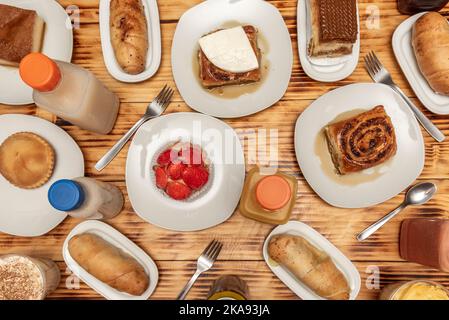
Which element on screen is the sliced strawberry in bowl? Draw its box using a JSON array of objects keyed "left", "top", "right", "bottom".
[
  {"left": 154, "top": 166, "right": 168, "bottom": 189},
  {"left": 167, "top": 162, "right": 186, "bottom": 180},
  {"left": 166, "top": 182, "right": 192, "bottom": 200},
  {"left": 182, "top": 166, "right": 209, "bottom": 190},
  {"left": 179, "top": 145, "right": 204, "bottom": 166},
  {"left": 156, "top": 149, "right": 172, "bottom": 166}
]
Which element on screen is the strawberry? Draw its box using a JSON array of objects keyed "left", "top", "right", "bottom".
[
  {"left": 157, "top": 149, "right": 172, "bottom": 166},
  {"left": 154, "top": 166, "right": 168, "bottom": 189},
  {"left": 179, "top": 145, "right": 203, "bottom": 166},
  {"left": 167, "top": 162, "right": 186, "bottom": 180},
  {"left": 182, "top": 166, "right": 209, "bottom": 190},
  {"left": 166, "top": 182, "right": 192, "bottom": 200}
]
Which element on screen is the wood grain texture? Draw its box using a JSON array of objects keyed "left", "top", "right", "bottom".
[{"left": 1, "top": 0, "right": 449, "bottom": 300}]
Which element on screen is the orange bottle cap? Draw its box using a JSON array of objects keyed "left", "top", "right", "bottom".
[
  {"left": 19, "top": 53, "right": 61, "bottom": 92},
  {"left": 255, "top": 175, "right": 291, "bottom": 211}
]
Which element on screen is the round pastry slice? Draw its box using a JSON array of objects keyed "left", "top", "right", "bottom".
[{"left": 0, "top": 132, "right": 55, "bottom": 189}]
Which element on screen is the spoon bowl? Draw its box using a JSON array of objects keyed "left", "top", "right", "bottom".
[{"left": 405, "top": 182, "right": 437, "bottom": 206}]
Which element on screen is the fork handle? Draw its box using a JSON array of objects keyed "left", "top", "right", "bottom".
[
  {"left": 177, "top": 270, "right": 202, "bottom": 300},
  {"left": 390, "top": 85, "right": 445, "bottom": 143},
  {"left": 95, "top": 116, "right": 151, "bottom": 171}
]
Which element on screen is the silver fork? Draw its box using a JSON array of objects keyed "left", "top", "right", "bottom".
[
  {"left": 95, "top": 85, "right": 174, "bottom": 171},
  {"left": 177, "top": 239, "right": 223, "bottom": 300},
  {"left": 364, "top": 51, "right": 445, "bottom": 143}
]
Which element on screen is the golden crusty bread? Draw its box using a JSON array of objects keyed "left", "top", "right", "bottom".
[
  {"left": 412, "top": 12, "right": 449, "bottom": 96},
  {"left": 110, "top": 0, "right": 148, "bottom": 74},
  {"left": 268, "top": 234, "right": 350, "bottom": 300},
  {"left": 68, "top": 233, "right": 149, "bottom": 296}
]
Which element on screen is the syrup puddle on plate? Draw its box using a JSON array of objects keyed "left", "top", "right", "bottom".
[
  {"left": 314, "top": 109, "right": 393, "bottom": 186},
  {"left": 192, "top": 21, "right": 270, "bottom": 99}
]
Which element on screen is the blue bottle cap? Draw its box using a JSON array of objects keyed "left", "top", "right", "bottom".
[{"left": 48, "top": 179, "right": 85, "bottom": 212}]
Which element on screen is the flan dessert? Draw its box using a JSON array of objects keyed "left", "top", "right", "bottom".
[
  {"left": 324, "top": 106, "right": 397, "bottom": 175},
  {"left": 0, "top": 4, "right": 45, "bottom": 67},
  {"left": 0, "top": 132, "right": 55, "bottom": 189},
  {"left": 198, "top": 25, "right": 261, "bottom": 88},
  {"left": 308, "top": 0, "right": 358, "bottom": 58}
]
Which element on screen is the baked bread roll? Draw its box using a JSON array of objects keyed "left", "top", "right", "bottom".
[
  {"left": 110, "top": 0, "right": 148, "bottom": 74},
  {"left": 412, "top": 12, "right": 449, "bottom": 96},
  {"left": 324, "top": 106, "right": 397, "bottom": 175},
  {"left": 68, "top": 233, "right": 149, "bottom": 296},
  {"left": 268, "top": 234, "right": 350, "bottom": 300}
]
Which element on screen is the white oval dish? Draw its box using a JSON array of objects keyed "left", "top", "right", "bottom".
[
  {"left": 0, "top": 0, "right": 73, "bottom": 105},
  {"left": 392, "top": 12, "right": 449, "bottom": 115},
  {"left": 263, "top": 221, "right": 361, "bottom": 300},
  {"left": 0, "top": 114, "right": 84, "bottom": 237},
  {"left": 99, "top": 0, "right": 161, "bottom": 83},
  {"left": 295, "top": 83, "right": 425, "bottom": 208},
  {"left": 171, "top": 0, "right": 293, "bottom": 118},
  {"left": 126, "top": 112, "right": 246, "bottom": 231},
  {"left": 62, "top": 220, "right": 159, "bottom": 300},
  {"left": 297, "top": 0, "right": 360, "bottom": 82}
]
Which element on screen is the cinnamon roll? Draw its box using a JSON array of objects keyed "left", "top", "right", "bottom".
[{"left": 324, "top": 106, "right": 397, "bottom": 175}]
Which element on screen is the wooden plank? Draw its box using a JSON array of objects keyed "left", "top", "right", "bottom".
[{"left": 46, "top": 260, "right": 449, "bottom": 300}]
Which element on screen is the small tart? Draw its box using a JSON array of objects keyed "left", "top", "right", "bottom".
[{"left": 0, "top": 132, "right": 55, "bottom": 189}]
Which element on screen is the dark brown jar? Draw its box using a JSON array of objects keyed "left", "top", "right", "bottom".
[
  {"left": 207, "top": 275, "right": 249, "bottom": 300},
  {"left": 398, "top": 0, "right": 449, "bottom": 15}
]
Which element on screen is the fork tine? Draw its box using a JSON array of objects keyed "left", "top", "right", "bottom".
[
  {"left": 209, "top": 242, "right": 223, "bottom": 262},
  {"left": 207, "top": 240, "right": 221, "bottom": 258},
  {"left": 370, "top": 51, "right": 382, "bottom": 74},
  {"left": 202, "top": 239, "right": 218, "bottom": 257},
  {"left": 161, "top": 89, "right": 174, "bottom": 106},
  {"left": 157, "top": 86, "right": 172, "bottom": 104},
  {"left": 153, "top": 84, "right": 168, "bottom": 103},
  {"left": 364, "top": 55, "right": 376, "bottom": 79}
]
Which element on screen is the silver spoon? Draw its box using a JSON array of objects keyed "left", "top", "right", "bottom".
[{"left": 356, "top": 182, "right": 437, "bottom": 242}]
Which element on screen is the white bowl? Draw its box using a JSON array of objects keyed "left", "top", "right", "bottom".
[
  {"left": 0, "top": 0, "right": 73, "bottom": 105},
  {"left": 99, "top": 0, "right": 161, "bottom": 83},
  {"left": 263, "top": 221, "right": 361, "bottom": 300},
  {"left": 297, "top": 0, "right": 360, "bottom": 82},
  {"left": 392, "top": 12, "right": 449, "bottom": 115},
  {"left": 295, "top": 83, "right": 425, "bottom": 208},
  {"left": 171, "top": 0, "right": 293, "bottom": 118},
  {"left": 63, "top": 220, "right": 159, "bottom": 300},
  {"left": 126, "top": 112, "right": 246, "bottom": 231}
]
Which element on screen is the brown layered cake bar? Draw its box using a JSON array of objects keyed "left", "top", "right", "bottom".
[
  {"left": 308, "top": 0, "right": 358, "bottom": 58},
  {"left": 198, "top": 25, "right": 261, "bottom": 89},
  {"left": 0, "top": 4, "right": 45, "bottom": 67}
]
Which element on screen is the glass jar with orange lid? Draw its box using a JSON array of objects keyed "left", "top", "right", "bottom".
[{"left": 239, "top": 167, "right": 298, "bottom": 225}]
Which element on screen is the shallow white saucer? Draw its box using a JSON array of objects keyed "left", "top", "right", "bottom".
[
  {"left": 126, "top": 112, "right": 245, "bottom": 231},
  {"left": 392, "top": 12, "right": 449, "bottom": 115},
  {"left": 295, "top": 83, "right": 425, "bottom": 208},
  {"left": 99, "top": 0, "right": 161, "bottom": 83},
  {"left": 297, "top": 0, "right": 360, "bottom": 82},
  {"left": 0, "top": 114, "right": 84, "bottom": 236},
  {"left": 0, "top": 0, "right": 73, "bottom": 105},
  {"left": 171, "top": 0, "right": 293, "bottom": 118}
]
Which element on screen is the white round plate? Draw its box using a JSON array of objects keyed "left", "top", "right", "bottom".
[
  {"left": 263, "top": 221, "right": 361, "bottom": 300},
  {"left": 171, "top": 0, "right": 293, "bottom": 118},
  {"left": 295, "top": 83, "right": 425, "bottom": 209},
  {"left": 0, "top": 0, "right": 73, "bottom": 105},
  {"left": 126, "top": 112, "right": 246, "bottom": 231},
  {"left": 297, "top": 0, "right": 360, "bottom": 82},
  {"left": 392, "top": 12, "right": 449, "bottom": 115},
  {"left": 0, "top": 114, "right": 84, "bottom": 236},
  {"left": 63, "top": 220, "right": 159, "bottom": 300},
  {"left": 99, "top": 0, "right": 161, "bottom": 83}
]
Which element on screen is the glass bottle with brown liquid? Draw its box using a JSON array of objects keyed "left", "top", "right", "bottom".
[{"left": 398, "top": 0, "right": 448, "bottom": 15}]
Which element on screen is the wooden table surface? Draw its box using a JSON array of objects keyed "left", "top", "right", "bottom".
[{"left": 1, "top": 0, "right": 449, "bottom": 300}]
